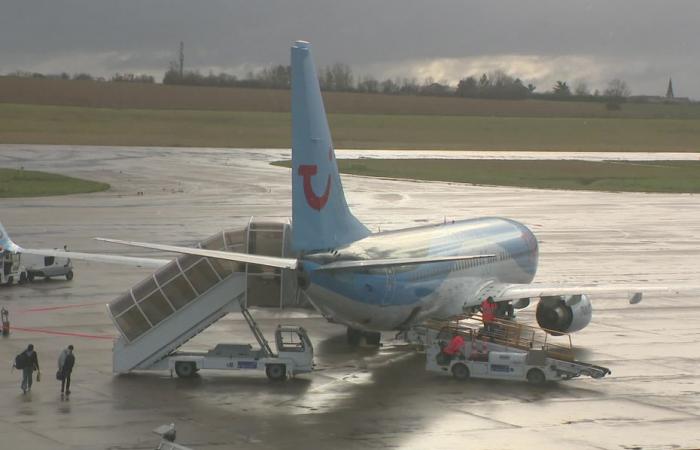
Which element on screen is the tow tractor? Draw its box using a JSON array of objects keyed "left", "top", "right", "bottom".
[
  {"left": 0, "top": 250, "right": 28, "bottom": 286},
  {"left": 423, "top": 314, "right": 610, "bottom": 384},
  {"left": 158, "top": 307, "right": 314, "bottom": 381}
]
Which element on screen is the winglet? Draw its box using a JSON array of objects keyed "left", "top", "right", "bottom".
[{"left": 0, "top": 221, "right": 21, "bottom": 253}]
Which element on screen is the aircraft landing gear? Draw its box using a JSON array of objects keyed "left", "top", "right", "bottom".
[{"left": 347, "top": 327, "right": 381, "bottom": 347}]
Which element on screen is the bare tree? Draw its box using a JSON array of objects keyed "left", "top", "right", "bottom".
[
  {"left": 604, "top": 79, "right": 631, "bottom": 97},
  {"left": 552, "top": 81, "right": 571, "bottom": 96},
  {"left": 178, "top": 41, "right": 184, "bottom": 78},
  {"left": 574, "top": 80, "right": 590, "bottom": 96}
]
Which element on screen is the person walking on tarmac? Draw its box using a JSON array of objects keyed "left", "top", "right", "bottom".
[
  {"left": 57, "top": 345, "right": 75, "bottom": 396},
  {"left": 480, "top": 296, "right": 498, "bottom": 335},
  {"left": 16, "top": 344, "right": 40, "bottom": 394}
]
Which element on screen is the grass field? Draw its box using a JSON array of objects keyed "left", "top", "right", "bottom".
[
  {"left": 0, "top": 168, "right": 110, "bottom": 198},
  {"left": 274, "top": 159, "right": 700, "bottom": 193},
  {"left": 2, "top": 77, "right": 700, "bottom": 119},
  {"left": 2, "top": 103, "right": 700, "bottom": 151}
]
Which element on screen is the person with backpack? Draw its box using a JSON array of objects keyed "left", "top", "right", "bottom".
[
  {"left": 57, "top": 345, "right": 75, "bottom": 396},
  {"left": 16, "top": 344, "right": 40, "bottom": 394}
]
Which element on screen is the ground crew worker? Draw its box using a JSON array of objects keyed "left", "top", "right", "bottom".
[
  {"left": 18, "top": 344, "right": 40, "bottom": 394},
  {"left": 442, "top": 334, "right": 465, "bottom": 357},
  {"left": 58, "top": 344, "right": 75, "bottom": 396},
  {"left": 480, "top": 296, "right": 498, "bottom": 335}
]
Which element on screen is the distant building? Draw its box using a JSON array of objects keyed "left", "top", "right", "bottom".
[
  {"left": 629, "top": 78, "right": 691, "bottom": 104},
  {"left": 666, "top": 78, "right": 674, "bottom": 99}
]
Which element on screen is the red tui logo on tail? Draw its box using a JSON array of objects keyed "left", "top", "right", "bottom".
[{"left": 298, "top": 165, "right": 331, "bottom": 210}]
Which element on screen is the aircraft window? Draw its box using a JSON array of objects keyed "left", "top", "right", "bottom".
[
  {"left": 114, "top": 306, "right": 151, "bottom": 342},
  {"left": 138, "top": 290, "right": 173, "bottom": 326},
  {"left": 161, "top": 275, "right": 198, "bottom": 309},
  {"left": 109, "top": 292, "right": 136, "bottom": 317},
  {"left": 207, "top": 257, "right": 236, "bottom": 279},
  {"left": 155, "top": 262, "right": 183, "bottom": 286},
  {"left": 185, "top": 259, "right": 221, "bottom": 295},
  {"left": 276, "top": 331, "right": 305, "bottom": 352},
  {"left": 177, "top": 253, "right": 202, "bottom": 272},
  {"left": 131, "top": 276, "right": 158, "bottom": 302}
]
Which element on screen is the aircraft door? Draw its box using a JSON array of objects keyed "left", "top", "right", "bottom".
[{"left": 381, "top": 267, "right": 396, "bottom": 306}]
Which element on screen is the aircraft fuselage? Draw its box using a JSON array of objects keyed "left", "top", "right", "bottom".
[{"left": 302, "top": 217, "right": 539, "bottom": 331}]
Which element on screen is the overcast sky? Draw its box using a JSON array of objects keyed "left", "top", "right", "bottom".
[{"left": 1, "top": 0, "right": 698, "bottom": 98}]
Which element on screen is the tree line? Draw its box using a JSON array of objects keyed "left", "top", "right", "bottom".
[
  {"left": 6, "top": 64, "right": 633, "bottom": 102},
  {"left": 7, "top": 70, "right": 155, "bottom": 84}
]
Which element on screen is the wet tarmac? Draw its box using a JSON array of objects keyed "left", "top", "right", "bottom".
[{"left": 1, "top": 144, "right": 699, "bottom": 449}]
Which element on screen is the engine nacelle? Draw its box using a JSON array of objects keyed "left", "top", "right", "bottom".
[{"left": 535, "top": 294, "right": 592, "bottom": 334}]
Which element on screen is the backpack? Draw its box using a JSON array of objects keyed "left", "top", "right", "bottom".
[{"left": 14, "top": 352, "right": 27, "bottom": 369}]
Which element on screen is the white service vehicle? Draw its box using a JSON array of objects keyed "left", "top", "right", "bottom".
[
  {"left": 155, "top": 309, "right": 314, "bottom": 381},
  {"left": 25, "top": 254, "right": 74, "bottom": 281},
  {"left": 423, "top": 315, "right": 610, "bottom": 384},
  {"left": 0, "top": 251, "right": 28, "bottom": 285}
]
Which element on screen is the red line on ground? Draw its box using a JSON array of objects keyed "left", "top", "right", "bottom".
[
  {"left": 15, "top": 302, "right": 106, "bottom": 313},
  {"left": 11, "top": 326, "right": 115, "bottom": 340}
]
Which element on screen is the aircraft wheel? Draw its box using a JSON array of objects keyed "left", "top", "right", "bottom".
[
  {"left": 65, "top": 270, "right": 74, "bottom": 281},
  {"left": 451, "top": 363, "right": 470, "bottom": 381},
  {"left": 5, "top": 276, "right": 13, "bottom": 286},
  {"left": 527, "top": 368, "right": 546, "bottom": 385},
  {"left": 27, "top": 272, "right": 35, "bottom": 282},
  {"left": 18, "top": 273, "right": 27, "bottom": 285},
  {"left": 174, "top": 361, "right": 197, "bottom": 378},
  {"left": 364, "top": 331, "right": 381, "bottom": 347},
  {"left": 266, "top": 364, "right": 287, "bottom": 381},
  {"left": 346, "top": 327, "right": 362, "bottom": 346}
]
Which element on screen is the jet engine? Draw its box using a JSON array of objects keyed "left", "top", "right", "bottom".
[{"left": 535, "top": 294, "right": 592, "bottom": 334}]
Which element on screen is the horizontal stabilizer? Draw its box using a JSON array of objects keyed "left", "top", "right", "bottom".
[
  {"left": 96, "top": 238, "right": 299, "bottom": 270},
  {"left": 316, "top": 254, "right": 495, "bottom": 271},
  {"left": 20, "top": 247, "right": 169, "bottom": 269}
]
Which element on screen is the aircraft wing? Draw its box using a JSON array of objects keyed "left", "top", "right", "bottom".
[
  {"left": 19, "top": 247, "right": 170, "bottom": 269},
  {"left": 98, "top": 238, "right": 495, "bottom": 272},
  {"left": 96, "top": 238, "right": 299, "bottom": 269},
  {"left": 490, "top": 283, "right": 684, "bottom": 305}
]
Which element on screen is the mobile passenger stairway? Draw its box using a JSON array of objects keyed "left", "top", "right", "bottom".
[
  {"left": 108, "top": 219, "right": 305, "bottom": 375},
  {"left": 421, "top": 314, "right": 611, "bottom": 383}
]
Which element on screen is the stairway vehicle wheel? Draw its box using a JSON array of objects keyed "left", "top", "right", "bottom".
[
  {"left": 5, "top": 276, "right": 13, "bottom": 286},
  {"left": 527, "top": 368, "right": 546, "bottom": 385},
  {"left": 266, "top": 364, "right": 287, "bottom": 381},
  {"left": 65, "top": 270, "right": 74, "bottom": 281},
  {"left": 27, "top": 272, "right": 35, "bottom": 282},
  {"left": 19, "top": 272, "right": 27, "bottom": 284},
  {"left": 174, "top": 361, "right": 197, "bottom": 378},
  {"left": 451, "top": 363, "right": 470, "bottom": 381}
]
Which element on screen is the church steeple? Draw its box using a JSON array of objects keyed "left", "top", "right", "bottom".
[{"left": 666, "top": 78, "right": 674, "bottom": 99}]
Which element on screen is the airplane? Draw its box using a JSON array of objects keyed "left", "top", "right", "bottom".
[{"left": 81, "top": 40, "right": 674, "bottom": 345}]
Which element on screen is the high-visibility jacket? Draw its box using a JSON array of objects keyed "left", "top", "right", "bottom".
[
  {"left": 481, "top": 300, "right": 498, "bottom": 323},
  {"left": 443, "top": 335, "right": 465, "bottom": 356}
]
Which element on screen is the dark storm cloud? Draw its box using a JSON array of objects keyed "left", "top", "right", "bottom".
[{"left": 1, "top": 0, "right": 698, "bottom": 96}]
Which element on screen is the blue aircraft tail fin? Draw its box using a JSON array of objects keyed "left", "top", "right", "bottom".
[
  {"left": 290, "top": 41, "right": 369, "bottom": 253},
  {"left": 0, "top": 221, "right": 20, "bottom": 253}
]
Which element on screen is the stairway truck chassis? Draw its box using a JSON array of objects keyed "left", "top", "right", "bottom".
[
  {"left": 150, "top": 324, "right": 314, "bottom": 381},
  {"left": 422, "top": 315, "right": 611, "bottom": 384}
]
